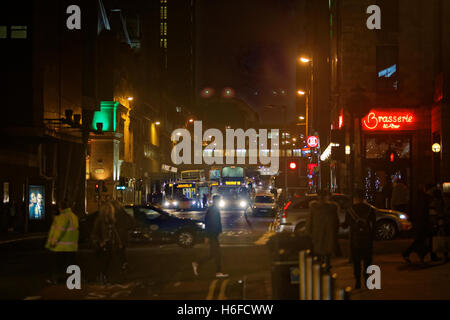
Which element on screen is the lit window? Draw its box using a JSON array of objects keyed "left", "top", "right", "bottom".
[
  {"left": 164, "top": 38, "right": 167, "bottom": 48},
  {"left": 0, "top": 26, "right": 7, "bottom": 39},
  {"left": 11, "top": 26, "right": 27, "bottom": 39}
]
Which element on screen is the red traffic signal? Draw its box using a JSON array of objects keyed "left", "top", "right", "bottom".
[{"left": 289, "top": 162, "right": 297, "bottom": 170}]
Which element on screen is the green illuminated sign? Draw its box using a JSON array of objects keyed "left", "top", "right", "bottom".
[{"left": 92, "top": 101, "right": 118, "bottom": 132}]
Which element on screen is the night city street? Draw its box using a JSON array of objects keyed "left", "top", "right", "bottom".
[{"left": 1, "top": 0, "right": 450, "bottom": 315}]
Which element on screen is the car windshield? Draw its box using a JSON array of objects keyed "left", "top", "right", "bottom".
[{"left": 255, "top": 196, "right": 274, "bottom": 203}]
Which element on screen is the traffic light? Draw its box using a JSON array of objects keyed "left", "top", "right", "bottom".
[
  {"left": 289, "top": 161, "right": 297, "bottom": 170},
  {"left": 101, "top": 181, "right": 107, "bottom": 192},
  {"left": 386, "top": 151, "right": 398, "bottom": 163}
]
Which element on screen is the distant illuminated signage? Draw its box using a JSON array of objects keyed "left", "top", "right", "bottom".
[
  {"left": 29, "top": 185, "right": 45, "bottom": 220},
  {"left": 378, "top": 64, "right": 397, "bottom": 78},
  {"left": 362, "top": 110, "right": 415, "bottom": 131},
  {"left": 225, "top": 181, "right": 241, "bottom": 186},
  {"left": 210, "top": 182, "right": 219, "bottom": 186},
  {"left": 307, "top": 136, "right": 319, "bottom": 148},
  {"left": 177, "top": 184, "right": 193, "bottom": 188},
  {"left": 116, "top": 185, "right": 127, "bottom": 190}
]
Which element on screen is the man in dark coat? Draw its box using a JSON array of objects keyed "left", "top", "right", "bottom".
[
  {"left": 306, "top": 190, "right": 339, "bottom": 271},
  {"left": 192, "top": 195, "right": 228, "bottom": 278},
  {"left": 343, "top": 189, "right": 376, "bottom": 289},
  {"left": 403, "top": 185, "right": 440, "bottom": 264}
]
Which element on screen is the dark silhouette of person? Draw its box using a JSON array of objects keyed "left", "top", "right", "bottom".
[{"left": 192, "top": 195, "right": 228, "bottom": 278}]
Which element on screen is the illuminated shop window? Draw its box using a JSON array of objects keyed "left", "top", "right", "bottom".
[
  {"left": 365, "top": 136, "right": 410, "bottom": 159},
  {"left": 11, "top": 25, "right": 27, "bottom": 39}
]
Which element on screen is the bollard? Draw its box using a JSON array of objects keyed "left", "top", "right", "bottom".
[
  {"left": 321, "top": 265, "right": 331, "bottom": 300},
  {"left": 305, "top": 251, "right": 313, "bottom": 300},
  {"left": 312, "top": 262, "right": 321, "bottom": 300},
  {"left": 344, "top": 286, "right": 352, "bottom": 300},
  {"left": 330, "top": 273, "right": 338, "bottom": 300},
  {"left": 299, "top": 251, "right": 306, "bottom": 300},
  {"left": 334, "top": 287, "right": 345, "bottom": 300}
]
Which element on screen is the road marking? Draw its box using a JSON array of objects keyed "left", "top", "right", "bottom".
[
  {"left": 218, "top": 279, "right": 229, "bottom": 300},
  {"left": 254, "top": 231, "right": 275, "bottom": 245},
  {"left": 206, "top": 279, "right": 218, "bottom": 300}
]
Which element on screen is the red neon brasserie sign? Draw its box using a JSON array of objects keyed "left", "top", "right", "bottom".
[{"left": 362, "top": 109, "right": 416, "bottom": 131}]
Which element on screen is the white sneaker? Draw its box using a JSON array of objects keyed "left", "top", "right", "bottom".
[
  {"left": 215, "top": 272, "right": 229, "bottom": 278},
  {"left": 192, "top": 262, "right": 199, "bottom": 276}
]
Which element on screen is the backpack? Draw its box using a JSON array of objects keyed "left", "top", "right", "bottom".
[
  {"left": 104, "top": 222, "right": 122, "bottom": 251},
  {"left": 348, "top": 205, "right": 373, "bottom": 246}
]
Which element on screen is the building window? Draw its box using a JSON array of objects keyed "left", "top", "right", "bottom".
[
  {"left": 11, "top": 25, "right": 27, "bottom": 39},
  {"left": 0, "top": 26, "right": 7, "bottom": 39},
  {"left": 293, "top": 149, "right": 302, "bottom": 157},
  {"left": 376, "top": 46, "right": 398, "bottom": 92}
]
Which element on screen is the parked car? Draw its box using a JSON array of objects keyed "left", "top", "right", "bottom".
[
  {"left": 79, "top": 204, "right": 205, "bottom": 248},
  {"left": 274, "top": 193, "right": 412, "bottom": 240},
  {"left": 251, "top": 192, "right": 277, "bottom": 217}
]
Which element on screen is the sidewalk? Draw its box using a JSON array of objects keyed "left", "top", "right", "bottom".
[
  {"left": 331, "top": 254, "right": 450, "bottom": 300},
  {"left": 29, "top": 282, "right": 143, "bottom": 300},
  {"left": 0, "top": 232, "right": 47, "bottom": 245}
]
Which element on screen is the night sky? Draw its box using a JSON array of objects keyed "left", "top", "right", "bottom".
[{"left": 195, "top": 0, "right": 300, "bottom": 125}]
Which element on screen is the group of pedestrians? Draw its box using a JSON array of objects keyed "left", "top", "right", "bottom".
[
  {"left": 45, "top": 199, "right": 134, "bottom": 286},
  {"left": 306, "top": 189, "right": 376, "bottom": 289}
]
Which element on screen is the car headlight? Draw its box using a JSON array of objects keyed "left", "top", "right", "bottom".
[
  {"left": 192, "top": 201, "right": 196, "bottom": 205},
  {"left": 196, "top": 222, "right": 205, "bottom": 229},
  {"left": 399, "top": 214, "right": 407, "bottom": 220},
  {"left": 219, "top": 200, "right": 225, "bottom": 208},
  {"left": 173, "top": 201, "right": 178, "bottom": 207},
  {"left": 239, "top": 200, "right": 247, "bottom": 208},
  {"left": 163, "top": 201, "right": 170, "bottom": 207}
]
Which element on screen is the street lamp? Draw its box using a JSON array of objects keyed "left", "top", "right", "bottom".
[
  {"left": 432, "top": 143, "right": 441, "bottom": 153},
  {"left": 155, "top": 121, "right": 161, "bottom": 126},
  {"left": 299, "top": 57, "right": 311, "bottom": 63},
  {"left": 297, "top": 90, "right": 306, "bottom": 96},
  {"left": 127, "top": 96, "right": 134, "bottom": 101},
  {"left": 298, "top": 116, "right": 305, "bottom": 120},
  {"left": 188, "top": 118, "right": 194, "bottom": 123}
]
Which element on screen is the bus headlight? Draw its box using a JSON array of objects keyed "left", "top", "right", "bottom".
[
  {"left": 219, "top": 200, "right": 226, "bottom": 208},
  {"left": 239, "top": 200, "right": 247, "bottom": 208}
]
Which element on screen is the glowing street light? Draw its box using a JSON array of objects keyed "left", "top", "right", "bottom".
[
  {"left": 127, "top": 96, "right": 134, "bottom": 101},
  {"left": 299, "top": 57, "right": 311, "bottom": 63},
  {"left": 188, "top": 118, "right": 194, "bottom": 123},
  {"left": 297, "top": 90, "right": 305, "bottom": 96},
  {"left": 298, "top": 116, "right": 305, "bottom": 120},
  {"left": 432, "top": 143, "right": 441, "bottom": 153},
  {"left": 155, "top": 121, "right": 161, "bottom": 126}
]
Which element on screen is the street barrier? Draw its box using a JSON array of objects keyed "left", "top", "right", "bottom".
[
  {"left": 321, "top": 264, "right": 331, "bottom": 300},
  {"left": 305, "top": 251, "right": 313, "bottom": 300},
  {"left": 298, "top": 250, "right": 351, "bottom": 300},
  {"left": 312, "top": 260, "right": 321, "bottom": 300}
]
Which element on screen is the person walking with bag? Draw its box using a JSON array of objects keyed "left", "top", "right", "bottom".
[
  {"left": 111, "top": 200, "right": 135, "bottom": 277},
  {"left": 192, "top": 195, "right": 228, "bottom": 278},
  {"left": 91, "top": 202, "right": 123, "bottom": 284},
  {"left": 306, "top": 190, "right": 339, "bottom": 271},
  {"left": 343, "top": 189, "right": 376, "bottom": 289}
]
